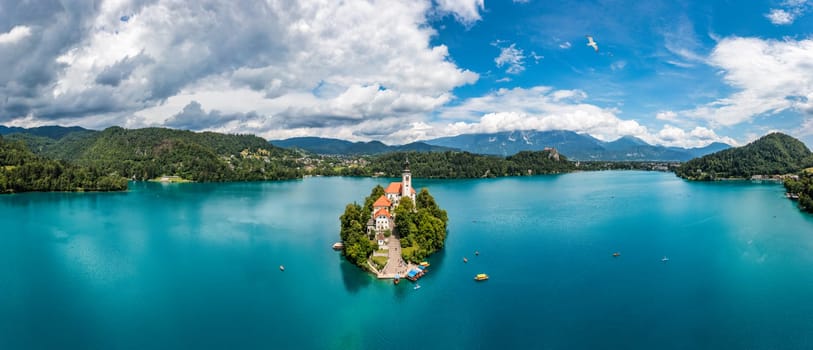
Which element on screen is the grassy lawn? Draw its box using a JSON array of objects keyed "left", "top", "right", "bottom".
[
  {"left": 371, "top": 256, "right": 388, "bottom": 269},
  {"left": 376, "top": 248, "right": 388, "bottom": 254},
  {"left": 148, "top": 176, "right": 193, "bottom": 183}
]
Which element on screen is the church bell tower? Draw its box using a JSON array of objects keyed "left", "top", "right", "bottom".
[{"left": 401, "top": 156, "right": 411, "bottom": 199}]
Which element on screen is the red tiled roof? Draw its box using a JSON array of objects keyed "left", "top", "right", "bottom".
[
  {"left": 373, "top": 195, "right": 391, "bottom": 207},
  {"left": 384, "top": 182, "right": 401, "bottom": 193},
  {"left": 374, "top": 208, "right": 391, "bottom": 218},
  {"left": 410, "top": 187, "right": 416, "bottom": 194}
]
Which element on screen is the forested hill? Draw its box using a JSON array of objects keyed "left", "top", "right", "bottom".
[
  {"left": 675, "top": 133, "right": 813, "bottom": 180},
  {"left": 12, "top": 126, "right": 306, "bottom": 182},
  {"left": 0, "top": 135, "right": 127, "bottom": 193}
]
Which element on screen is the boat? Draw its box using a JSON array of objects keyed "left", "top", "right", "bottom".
[
  {"left": 420, "top": 261, "right": 430, "bottom": 267},
  {"left": 463, "top": 257, "right": 468, "bottom": 263},
  {"left": 612, "top": 252, "right": 620, "bottom": 257},
  {"left": 414, "top": 284, "right": 421, "bottom": 290},
  {"left": 661, "top": 256, "right": 669, "bottom": 262},
  {"left": 279, "top": 265, "right": 285, "bottom": 271},
  {"left": 474, "top": 273, "right": 489, "bottom": 281},
  {"left": 332, "top": 242, "right": 344, "bottom": 250},
  {"left": 475, "top": 250, "right": 479, "bottom": 256},
  {"left": 394, "top": 274, "right": 401, "bottom": 285}
]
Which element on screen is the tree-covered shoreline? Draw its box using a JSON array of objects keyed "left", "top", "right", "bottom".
[{"left": 0, "top": 135, "right": 127, "bottom": 194}]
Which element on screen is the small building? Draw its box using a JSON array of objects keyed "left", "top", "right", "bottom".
[
  {"left": 376, "top": 233, "right": 386, "bottom": 247},
  {"left": 373, "top": 208, "right": 393, "bottom": 232}
]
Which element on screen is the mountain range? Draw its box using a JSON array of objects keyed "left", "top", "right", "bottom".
[
  {"left": 0, "top": 125, "right": 90, "bottom": 140},
  {"left": 274, "top": 130, "right": 730, "bottom": 161},
  {"left": 270, "top": 137, "right": 454, "bottom": 155}
]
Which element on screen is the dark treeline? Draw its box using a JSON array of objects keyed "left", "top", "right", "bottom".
[
  {"left": 0, "top": 135, "right": 127, "bottom": 193},
  {"left": 364, "top": 149, "right": 574, "bottom": 178},
  {"left": 784, "top": 173, "right": 813, "bottom": 213}
]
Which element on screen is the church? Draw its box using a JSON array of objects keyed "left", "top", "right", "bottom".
[{"left": 366, "top": 158, "right": 416, "bottom": 245}]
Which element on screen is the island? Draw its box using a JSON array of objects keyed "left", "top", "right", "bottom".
[{"left": 338, "top": 157, "right": 448, "bottom": 280}]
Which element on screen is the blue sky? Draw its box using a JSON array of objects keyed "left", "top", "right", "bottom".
[{"left": 1, "top": 0, "right": 813, "bottom": 147}]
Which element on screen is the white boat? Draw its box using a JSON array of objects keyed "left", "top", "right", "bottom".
[
  {"left": 414, "top": 284, "right": 421, "bottom": 290},
  {"left": 661, "top": 256, "right": 669, "bottom": 262}
]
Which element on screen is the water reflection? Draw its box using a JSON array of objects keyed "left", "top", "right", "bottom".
[{"left": 339, "top": 256, "right": 372, "bottom": 293}]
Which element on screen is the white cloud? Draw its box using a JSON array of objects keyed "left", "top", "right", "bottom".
[
  {"left": 662, "top": 15, "right": 705, "bottom": 67},
  {"left": 0, "top": 26, "right": 32, "bottom": 45},
  {"left": 513, "top": 0, "right": 530, "bottom": 3},
  {"left": 3, "top": 0, "right": 479, "bottom": 138},
  {"left": 653, "top": 125, "right": 736, "bottom": 148},
  {"left": 434, "top": 0, "right": 485, "bottom": 26},
  {"left": 432, "top": 86, "right": 648, "bottom": 142},
  {"left": 765, "top": 0, "right": 809, "bottom": 25},
  {"left": 494, "top": 43, "right": 526, "bottom": 74},
  {"left": 686, "top": 37, "right": 813, "bottom": 126},
  {"left": 655, "top": 111, "right": 679, "bottom": 122},
  {"left": 766, "top": 9, "right": 795, "bottom": 24}
]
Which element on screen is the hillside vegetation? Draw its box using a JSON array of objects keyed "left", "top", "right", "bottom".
[
  {"left": 0, "top": 135, "right": 127, "bottom": 193},
  {"left": 675, "top": 133, "right": 813, "bottom": 180},
  {"left": 17, "top": 127, "right": 305, "bottom": 181}
]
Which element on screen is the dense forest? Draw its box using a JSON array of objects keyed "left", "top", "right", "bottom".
[
  {"left": 8, "top": 126, "right": 307, "bottom": 181},
  {"left": 675, "top": 133, "right": 813, "bottom": 180},
  {"left": 365, "top": 149, "right": 574, "bottom": 178},
  {"left": 395, "top": 190, "right": 448, "bottom": 262},
  {"left": 0, "top": 135, "right": 127, "bottom": 193}
]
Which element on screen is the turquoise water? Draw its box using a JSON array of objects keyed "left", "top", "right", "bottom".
[{"left": 3, "top": 171, "right": 813, "bottom": 349}]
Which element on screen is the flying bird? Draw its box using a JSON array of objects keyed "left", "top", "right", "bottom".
[{"left": 585, "top": 35, "right": 598, "bottom": 52}]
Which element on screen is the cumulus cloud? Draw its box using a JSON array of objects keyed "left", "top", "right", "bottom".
[
  {"left": 0, "top": 26, "right": 32, "bottom": 45},
  {"left": 765, "top": 0, "right": 809, "bottom": 25},
  {"left": 766, "top": 9, "right": 795, "bottom": 24},
  {"left": 686, "top": 37, "right": 813, "bottom": 126},
  {"left": 163, "top": 101, "right": 264, "bottom": 130},
  {"left": 433, "top": 86, "right": 647, "bottom": 141},
  {"left": 656, "top": 110, "right": 679, "bottom": 122},
  {"left": 655, "top": 125, "right": 737, "bottom": 147},
  {"left": 494, "top": 43, "right": 526, "bottom": 74},
  {"left": 434, "top": 0, "right": 486, "bottom": 26},
  {"left": 0, "top": 0, "right": 478, "bottom": 134}
]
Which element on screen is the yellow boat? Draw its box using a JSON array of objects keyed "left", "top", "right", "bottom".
[
  {"left": 420, "top": 261, "right": 430, "bottom": 267},
  {"left": 474, "top": 273, "right": 489, "bottom": 281}
]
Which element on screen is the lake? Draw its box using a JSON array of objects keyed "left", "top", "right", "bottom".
[{"left": 2, "top": 171, "right": 813, "bottom": 349}]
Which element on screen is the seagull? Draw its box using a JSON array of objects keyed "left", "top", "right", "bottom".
[{"left": 586, "top": 35, "right": 598, "bottom": 52}]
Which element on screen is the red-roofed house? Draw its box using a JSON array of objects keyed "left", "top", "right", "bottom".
[{"left": 373, "top": 195, "right": 391, "bottom": 212}]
